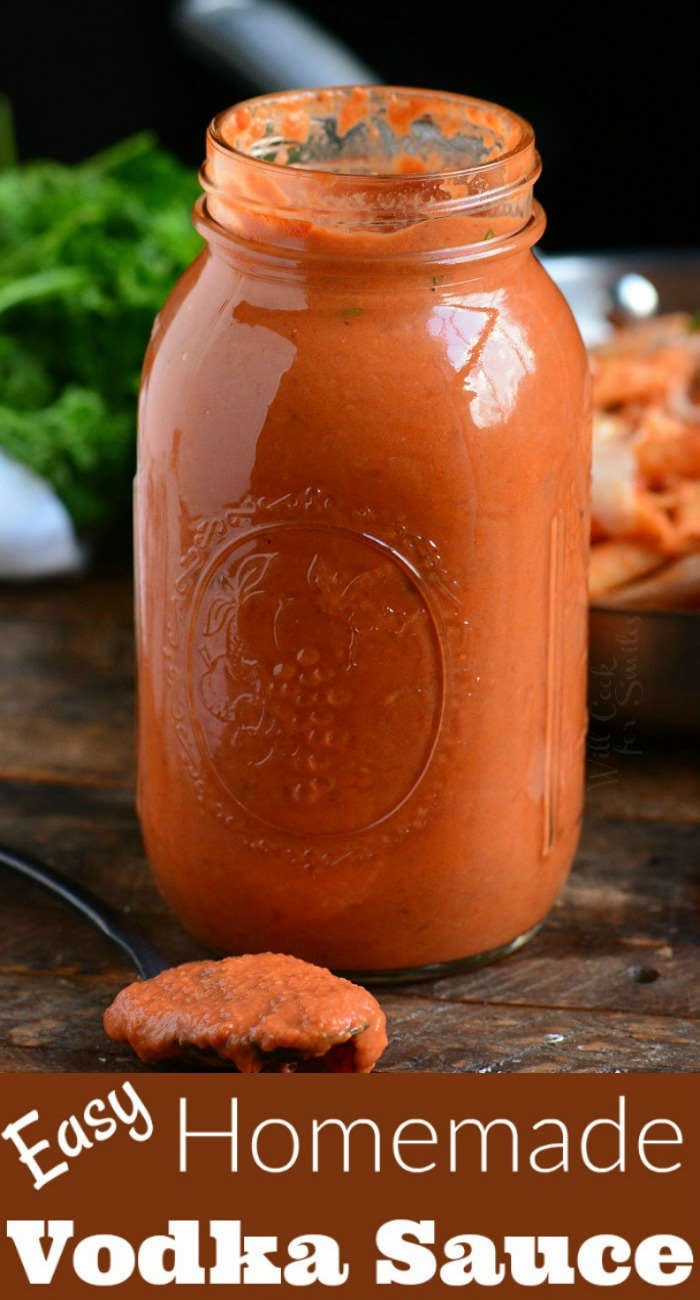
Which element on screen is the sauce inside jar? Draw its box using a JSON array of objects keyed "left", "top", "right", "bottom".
[{"left": 136, "top": 87, "right": 591, "bottom": 976}]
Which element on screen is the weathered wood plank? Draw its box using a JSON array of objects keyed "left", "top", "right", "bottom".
[
  {"left": 0, "top": 1045, "right": 142, "bottom": 1072},
  {"left": 380, "top": 997, "right": 700, "bottom": 1074},
  {"left": 1, "top": 973, "right": 698, "bottom": 1074},
  {"left": 0, "top": 888, "right": 204, "bottom": 977},
  {"left": 0, "top": 576, "right": 134, "bottom": 625},
  {"left": 0, "top": 781, "right": 156, "bottom": 913},
  {"left": 585, "top": 739, "right": 700, "bottom": 825},
  {"left": 414, "top": 935, "right": 700, "bottom": 1019},
  {"left": 0, "top": 586, "right": 134, "bottom": 786},
  {"left": 553, "top": 819, "right": 700, "bottom": 945}
]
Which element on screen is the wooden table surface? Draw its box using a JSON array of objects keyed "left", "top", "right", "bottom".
[{"left": 1, "top": 575, "right": 698, "bottom": 1073}]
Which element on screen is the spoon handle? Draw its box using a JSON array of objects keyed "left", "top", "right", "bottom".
[{"left": 0, "top": 843, "right": 167, "bottom": 980}]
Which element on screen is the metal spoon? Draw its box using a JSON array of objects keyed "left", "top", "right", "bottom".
[
  {"left": 0, "top": 842, "right": 387, "bottom": 1072},
  {"left": 0, "top": 842, "right": 166, "bottom": 978}
]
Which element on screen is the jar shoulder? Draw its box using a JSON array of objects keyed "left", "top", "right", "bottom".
[
  {"left": 138, "top": 249, "right": 589, "bottom": 461},
  {"left": 143, "top": 248, "right": 585, "bottom": 365},
  {"left": 140, "top": 249, "right": 219, "bottom": 377}
]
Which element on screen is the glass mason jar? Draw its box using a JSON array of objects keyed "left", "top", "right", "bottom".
[{"left": 136, "top": 87, "right": 591, "bottom": 979}]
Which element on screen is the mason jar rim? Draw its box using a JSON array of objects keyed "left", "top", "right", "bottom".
[
  {"left": 200, "top": 86, "right": 542, "bottom": 255},
  {"left": 208, "top": 85, "right": 536, "bottom": 185}
]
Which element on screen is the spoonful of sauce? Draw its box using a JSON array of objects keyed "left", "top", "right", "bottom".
[{"left": 0, "top": 844, "right": 387, "bottom": 1074}]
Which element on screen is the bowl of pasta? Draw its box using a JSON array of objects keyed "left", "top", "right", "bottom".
[{"left": 544, "top": 252, "right": 700, "bottom": 730}]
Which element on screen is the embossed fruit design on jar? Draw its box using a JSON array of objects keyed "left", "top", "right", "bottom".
[
  {"left": 136, "top": 87, "right": 591, "bottom": 976},
  {"left": 191, "top": 524, "right": 443, "bottom": 836}
]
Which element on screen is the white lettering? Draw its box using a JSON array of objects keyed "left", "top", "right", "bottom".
[
  {"left": 252, "top": 1119, "right": 300, "bottom": 1174},
  {"left": 6, "top": 1220, "right": 74, "bottom": 1284},
  {"left": 285, "top": 1235, "right": 350, "bottom": 1287},
  {"left": 179, "top": 1098, "right": 238, "bottom": 1173},
  {"left": 137, "top": 1221, "right": 206, "bottom": 1285},
  {"left": 208, "top": 1222, "right": 280, "bottom": 1285},
  {"left": 73, "top": 1235, "right": 135, "bottom": 1287},
  {"left": 440, "top": 1234, "right": 506, "bottom": 1286},
  {"left": 2, "top": 1087, "right": 153, "bottom": 1189},
  {"left": 1, "top": 1114, "right": 68, "bottom": 1189},
  {"left": 376, "top": 1219, "right": 436, "bottom": 1286},
  {"left": 635, "top": 1236, "right": 693, "bottom": 1287},
  {"left": 505, "top": 1236, "right": 575, "bottom": 1285},
  {"left": 530, "top": 1119, "right": 569, "bottom": 1173},
  {"left": 392, "top": 1120, "right": 438, "bottom": 1174},
  {"left": 581, "top": 1097, "right": 626, "bottom": 1174},
  {"left": 312, "top": 1118, "right": 382, "bottom": 1174},
  {"left": 83, "top": 1099, "right": 117, "bottom": 1143},
  {"left": 449, "top": 1118, "right": 519, "bottom": 1173},
  {"left": 107, "top": 1082, "right": 153, "bottom": 1143},
  {"left": 57, "top": 1116, "right": 93, "bottom": 1159},
  {"left": 638, "top": 1121, "right": 683, "bottom": 1174},
  {"left": 577, "top": 1234, "right": 631, "bottom": 1286}
]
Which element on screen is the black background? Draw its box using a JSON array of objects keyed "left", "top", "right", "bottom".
[{"left": 0, "top": 1, "right": 695, "bottom": 253}]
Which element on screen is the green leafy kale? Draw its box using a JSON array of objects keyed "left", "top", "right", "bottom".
[{"left": 0, "top": 132, "right": 201, "bottom": 529}]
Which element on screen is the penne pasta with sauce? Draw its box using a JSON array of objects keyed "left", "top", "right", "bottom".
[{"left": 590, "top": 311, "right": 700, "bottom": 608}]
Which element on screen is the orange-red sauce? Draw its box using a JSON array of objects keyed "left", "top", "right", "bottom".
[
  {"left": 136, "top": 89, "right": 590, "bottom": 972},
  {"left": 104, "top": 954, "right": 387, "bottom": 1072}
]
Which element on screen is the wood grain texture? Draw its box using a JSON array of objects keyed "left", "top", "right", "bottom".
[
  {"left": 0, "top": 578, "right": 134, "bottom": 787},
  {"left": 1, "top": 974, "right": 698, "bottom": 1075},
  {"left": 0, "top": 575, "right": 698, "bottom": 1074}
]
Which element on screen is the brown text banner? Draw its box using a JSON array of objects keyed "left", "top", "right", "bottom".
[{"left": 0, "top": 1074, "right": 697, "bottom": 1295}]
